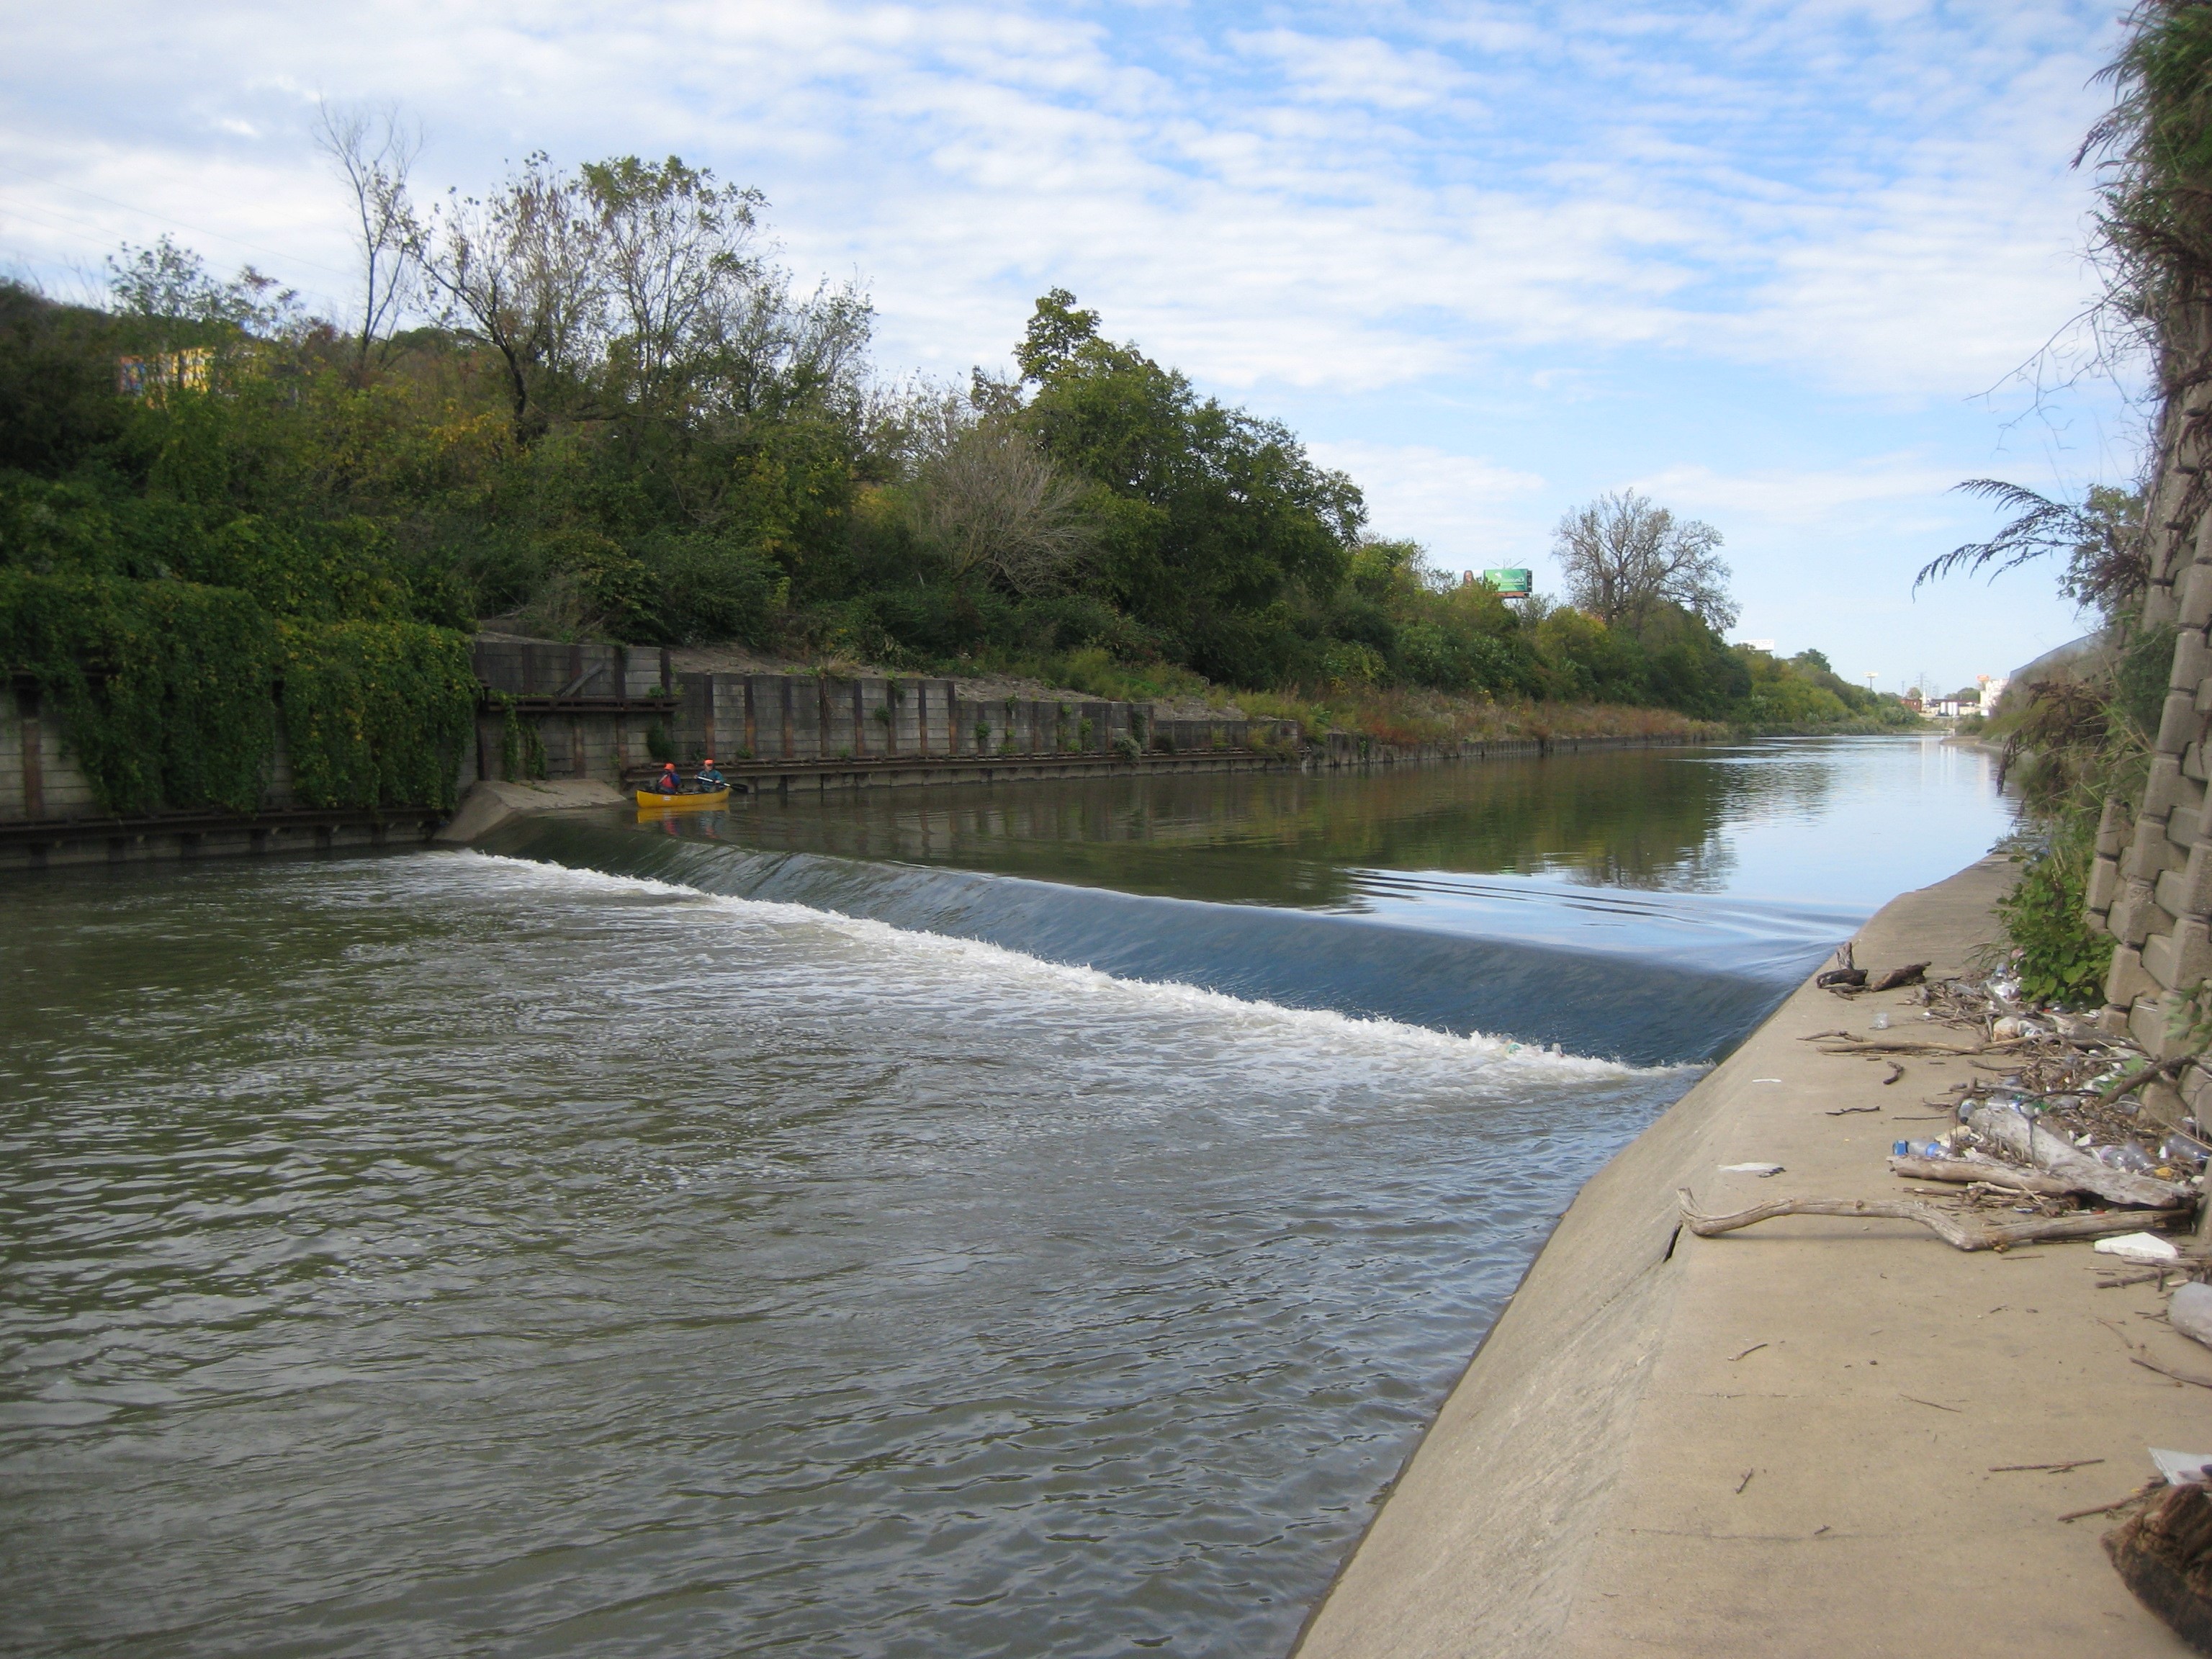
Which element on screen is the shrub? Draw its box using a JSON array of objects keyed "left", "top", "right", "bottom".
[{"left": 1995, "top": 827, "right": 2116, "bottom": 1008}]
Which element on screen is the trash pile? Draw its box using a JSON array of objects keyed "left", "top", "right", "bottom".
[
  {"left": 1889, "top": 968, "right": 2208, "bottom": 1190},
  {"left": 1679, "top": 958, "right": 2211, "bottom": 1256},
  {"left": 1804, "top": 963, "right": 2211, "bottom": 1243}
]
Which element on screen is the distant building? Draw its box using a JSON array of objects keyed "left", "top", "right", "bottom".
[{"left": 115, "top": 347, "right": 212, "bottom": 400}]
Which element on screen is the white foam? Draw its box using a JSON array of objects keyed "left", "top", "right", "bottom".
[{"left": 439, "top": 850, "right": 1677, "bottom": 1081}]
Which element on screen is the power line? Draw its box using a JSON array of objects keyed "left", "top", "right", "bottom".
[{"left": 0, "top": 159, "right": 355, "bottom": 282}]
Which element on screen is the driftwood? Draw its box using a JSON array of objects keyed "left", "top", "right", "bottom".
[
  {"left": 1968, "top": 1105, "right": 2193, "bottom": 1209},
  {"left": 1867, "top": 962, "right": 1930, "bottom": 992},
  {"left": 1815, "top": 1038, "right": 2002, "bottom": 1057},
  {"left": 2106, "top": 1481, "right": 2212, "bottom": 1653},
  {"left": 2134, "top": 1356, "right": 2212, "bottom": 1391},
  {"left": 1817, "top": 967, "right": 1868, "bottom": 989},
  {"left": 1887, "top": 1154, "right": 2082, "bottom": 1198},
  {"left": 1676, "top": 1188, "right": 2185, "bottom": 1253}
]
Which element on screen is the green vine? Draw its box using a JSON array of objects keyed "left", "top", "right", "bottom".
[
  {"left": 490, "top": 690, "right": 548, "bottom": 782},
  {"left": 279, "top": 620, "right": 476, "bottom": 810},
  {"left": 0, "top": 570, "right": 274, "bottom": 814}
]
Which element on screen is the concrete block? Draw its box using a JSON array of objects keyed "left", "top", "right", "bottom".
[
  {"left": 2175, "top": 627, "right": 2212, "bottom": 691},
  {"left": 2175, "top": 841, "right": 2212, "bottom": 920},
  {"left": 2173, "top": 801, "right": 2206, "bottom": 852},
  {"left": 2108, "top": 943, "right": 2158, "bottom": 1006},
  {"left": 2144, "top": 755, "right": 2186, "bottom": 818},
  {"left": 2126, "top": 816, "right": 2180, "bottom": 881},
  {"left": 2143, "top": 917, "right": 2212, "bottom": 991},
  {"left": 2131, "top": 994, "right": 2172, "bottom": 1050},
  {"left": 2180, "top": 561, "right": 2212, "bottom": 629},
  {"left": 2159, "top": 688, "right": 2204, "bottom": 755},
  {"left": 2190, "top": 742, "right": 2211, "bottom": 783},
  {"left": 2097, "top": 796, "right": 2134, "bottom": 858},
  {"left": 2087, "top": 853, "right": 2121, "bottom": 917},
  {"left": 2117, "top": 878, "right": 2172, "bottom": 946}
]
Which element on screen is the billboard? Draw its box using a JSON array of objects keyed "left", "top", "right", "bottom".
[{"left": 1479, "top": 567, "right": 1532, "bottom": 595}]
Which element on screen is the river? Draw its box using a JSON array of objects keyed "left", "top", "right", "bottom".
[{"left": 0, "top": 736, "right": 2007, "bottom": 1657}]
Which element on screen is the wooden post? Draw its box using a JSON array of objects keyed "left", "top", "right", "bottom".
[{"left": 18, "top": 686, "right": 44, "bottom": 821}]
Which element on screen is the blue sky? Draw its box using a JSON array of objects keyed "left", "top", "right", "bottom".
[{"left": 0, "top": 1, "right": 2142, "bottom": 694}]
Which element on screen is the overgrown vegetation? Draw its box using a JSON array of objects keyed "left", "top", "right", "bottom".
[
  {"left": 1928, "top": 1, "right": 2212, "bottom": 1003},
  {"left": 0, "top": 140, "right": 1915, "bottom": 804}
]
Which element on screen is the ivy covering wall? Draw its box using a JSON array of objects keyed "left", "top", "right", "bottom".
[{"left": 0, "top": 570, "right": 476, "bottom": 817}]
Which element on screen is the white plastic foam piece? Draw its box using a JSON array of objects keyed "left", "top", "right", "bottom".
[
  {"left": 2095, "top": 1233, "right": 2180, "bottom": 1264},
  {"left": 1719, "top": 1161, "right": 1785, "bottom": 1177}
]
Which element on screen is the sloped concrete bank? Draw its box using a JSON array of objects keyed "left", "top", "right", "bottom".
[{"left": 1296, "top": 854, "right": 2200, "bottom": 1658}]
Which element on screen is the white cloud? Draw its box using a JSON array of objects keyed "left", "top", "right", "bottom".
[
  {"left": 1631, "top": 458, "right": 1967, "bottom": 526},
  {"left": 1307, "top": 440, "right": 1546, "bottom": 555},
  {"left": 0, "top": 0, "right": 2133, "bottom": 693}
]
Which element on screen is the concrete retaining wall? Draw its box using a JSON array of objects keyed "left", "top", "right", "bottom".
[{"left": 2087, "top": 392, "right": 2212, "bottom": 1127}]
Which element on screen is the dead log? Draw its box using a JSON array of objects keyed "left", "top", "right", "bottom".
[
  {"left": 2107, "top": 1482, "right": 2212, "bottom": 1654},
  {"left": 1676, "top": 1188, "right": 2185, "bottom": 1253},
  {"left": 1867, "top": 962, "right": 1930, "bottom": 992},
  {"left": 1817, "top": 967, "right": 1868, "bottom": 989},
  {"left": 1887, "top": 1154, "right": 2082, "bottom": 1198},
  {"left": 1969, "top": 1105, "right": 2193, "bottom": 1209}
]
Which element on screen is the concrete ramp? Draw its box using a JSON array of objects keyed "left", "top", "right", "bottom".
[{"left": 1295, "top": 853, "right": 2194, "bottom": 1658}]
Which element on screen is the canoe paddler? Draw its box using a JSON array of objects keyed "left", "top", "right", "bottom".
[
  {"left": 695, "top": 757, "right": 726, "bottom": 790},
  {"left": 655, "top": 760, "right": 682, "bottom": 795}
]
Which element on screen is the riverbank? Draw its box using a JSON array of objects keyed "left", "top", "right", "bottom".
[{"left": 1295, "top": 853, "right": 2198, "bottom": 1658}]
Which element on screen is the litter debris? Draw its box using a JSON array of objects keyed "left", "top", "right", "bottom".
[
  {"left": 2152, "top": 1448, "right": 2212, "bottom": 1485},
  {"left": 1720, "top": 1161, "right": 1786, "bottom": 1177},
  {"left": 2096, "top": 1233, "right": 2183, "bottom": 1265},
  {"left": 2105, "top": 1470, "right": 2212, "bottom": 1651},
  {"left": 2171, "top": 1283, "right": 2212, "bottom": 1352},
  {"left": 1966, "top": 1105, "right": 2192, "bottom": 1209}
]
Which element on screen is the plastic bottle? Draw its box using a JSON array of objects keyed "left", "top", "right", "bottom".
[
  {"left": 1892, "top": 1139, "right": 1912, "bottom": 1157},
  {"left": 2114, "top": 1141, "right": 2157, "bottom": 1174},
  {"left": 1871, "top": 1011, "right": 1891, "bottom": 1031}
]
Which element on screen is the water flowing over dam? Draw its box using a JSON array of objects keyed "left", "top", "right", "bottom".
[{"left": 1, "top": 737, "right": 2008, "bottom": 1657}]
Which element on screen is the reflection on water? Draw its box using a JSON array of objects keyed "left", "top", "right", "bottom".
[{"left": 683, "top": 734, "right": 1997, "bottom": 909}]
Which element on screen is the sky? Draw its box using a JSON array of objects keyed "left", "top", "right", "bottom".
[{"left": 0, "top": 0, "right": 2148, "bottom": 695}]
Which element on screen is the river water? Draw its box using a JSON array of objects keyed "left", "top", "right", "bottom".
[{"left": 1, "top": 737, "right": 2006, "bottom": 1657}]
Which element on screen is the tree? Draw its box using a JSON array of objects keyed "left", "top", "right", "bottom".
[
  {"left": 415, "top": 154, "right": 605, "bottom": 440},
  {"left": 578, "top": 156, "right": 764, "bottom": 420},
  {"left": 1552, "top": 490, "right": 1735, "bottom": 635},
  {"left": 1012, "top": 291, "right": 1364, "bottom": 678},
  {"left": 107, "top": 236, "right": 300, "bottom": 341},
  {"left": 1914, "top": 480, "right": 2146, "bottom": 619},
  {"left": 913, "top": 422, "right": 1094, "bottom": 594},
  {"left": 313, "top": 100, "right": 422, "bottom": 377}
]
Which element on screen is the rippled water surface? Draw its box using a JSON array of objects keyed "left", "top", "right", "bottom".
[{"left": 1, "top": 737, "right": 2009, "bottom": 1656}]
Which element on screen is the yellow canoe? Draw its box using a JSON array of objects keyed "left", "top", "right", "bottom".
[{"left": 634, "top": 786, "right": 732, "bottom": 811}]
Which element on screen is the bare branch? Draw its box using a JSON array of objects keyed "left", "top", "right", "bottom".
[{"left": 314, "top": 99, "right": 423, "bottom": 376}]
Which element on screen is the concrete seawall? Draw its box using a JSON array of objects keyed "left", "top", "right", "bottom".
[{"left": 1296, "top": 855, "right": 2198, "bottom": 1658}]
